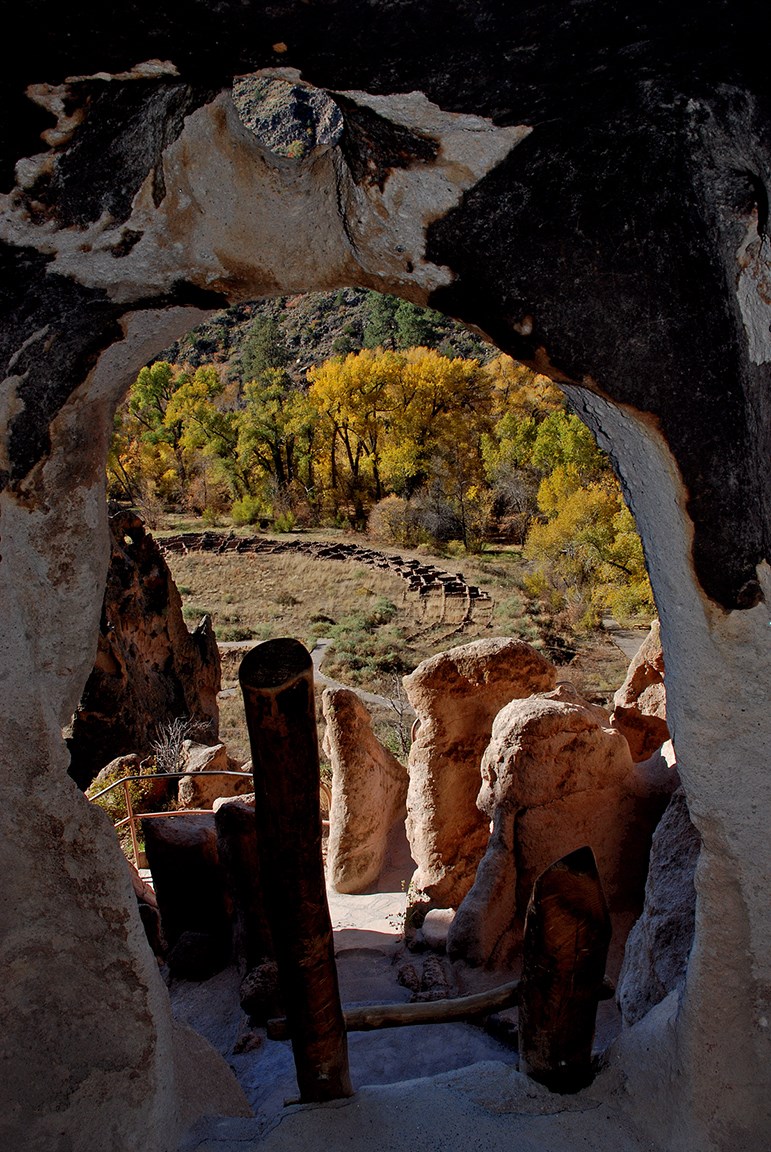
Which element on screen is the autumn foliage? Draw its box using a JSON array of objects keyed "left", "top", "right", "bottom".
[{"left": 109, "top": 339, "right": 653, "bottom": 626}]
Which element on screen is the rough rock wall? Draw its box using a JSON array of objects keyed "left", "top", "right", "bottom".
[
  {"left": 617, "top": 786, "right": 701, "bottom": 1026},
  {"left": 0, "top": 308, "right": 244, "bottom": 1152},
  {"left": 322, "top": 686, "right": 408, "bottom": 895},
  {"left": 0, "top": 6, "right": 769, "bottom": 1151},
  {"left": 67, "top": 510, "right": 221, "bottom": 789},
  {"left": 403, "top": 638, "right": 556, "bottom": 921},
  {"left": 447, "top": 683, "right": 675, "bottom": 972}
]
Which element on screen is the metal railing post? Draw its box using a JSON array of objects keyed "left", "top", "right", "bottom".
[{"left": 122, "top": 779, "right": 140, "bottom": 867}]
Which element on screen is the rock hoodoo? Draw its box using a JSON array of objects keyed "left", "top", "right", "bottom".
[
  {"left": 67, "top": 511, "right": 221, "bottom": 789},
  {"left": 610, "top": 620, "right": 669, "bottom": 762},
  {"left": 403, "top": 637, "right": 556, "bottom": 927},
  {"left": 322, "top": 686, "right": 408, "bottom": 894},
  {"left": 447, "top": 683, "right": 677, "bottom": 970}
]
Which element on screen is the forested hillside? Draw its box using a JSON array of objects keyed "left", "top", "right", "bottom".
[{"left": 109, "top": 291, "right": 653, "bottom": 628}]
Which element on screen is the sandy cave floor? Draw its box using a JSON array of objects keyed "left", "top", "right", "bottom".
[
  {"left": 168, "top": 828, "right": 645, "bottom": 1152},
  {"left": 168, "top": 828, "right": 523, "bottom": 1127}
]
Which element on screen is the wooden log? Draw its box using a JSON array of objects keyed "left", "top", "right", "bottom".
[
  {"left": 239, "top": 638, "right": 352, "bottom": 1103},
  {"left": 518, "top": 845, "right": 611, "bottom": 1094},
  {"left": 267, "top": 979, "right": 521, "bottom": 1040}
]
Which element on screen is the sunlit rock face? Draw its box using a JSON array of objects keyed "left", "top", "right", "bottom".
[
  {"left": 447, "top": 683, "right": 675, "bottom": 973},
  {"left": 403, "top": 638, "right": 556, "bottom": 922},
  {"left": 0, "top": 5, "right": 769, "bottom": 1152},
  {"left": 322, "top": 686, "right": 408, "bottom": 895},
  {"left": 610, "top": 620, "right": 669, "bottom": 763}
]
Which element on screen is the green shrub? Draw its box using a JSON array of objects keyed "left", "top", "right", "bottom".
[
  {"left": 231, "top": 495, "right": 265, "bottom": 525},
  {"left": 274, "top": 510, "right": 297, "bottom": 532}
]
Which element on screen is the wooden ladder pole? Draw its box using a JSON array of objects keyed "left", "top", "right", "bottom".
[
  {"left": 239, "top": 638, "right": 352, "bottom": 1103},
  {"left": 518, "top": 845, "right": 611, "bottom": 1094}
]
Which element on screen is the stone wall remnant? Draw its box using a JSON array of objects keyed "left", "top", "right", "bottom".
[
  {"left": 403, "top": 637, "right": 556, "bottom": 925},
  {"left": 322, "top": 686, "right": 409, "bottom": 894}
]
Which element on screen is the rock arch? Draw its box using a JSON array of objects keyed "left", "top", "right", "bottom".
[{"left": 1, "top": 7, "right": 769, "bottom": 1151}]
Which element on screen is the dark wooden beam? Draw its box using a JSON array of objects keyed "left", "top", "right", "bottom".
[
  {"left": 518, "top": 846, "right": 611, "bottom": 1093},
  {"left": 239, "top": 638, "right": 352, "bottom": 1103}
]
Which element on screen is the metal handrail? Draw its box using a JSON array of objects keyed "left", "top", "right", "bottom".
[
  {"left": 88, "top": 769, "right": 250, "bottom": 803},
  {"left": 89, "top": 769, "right": 253, "bottom": 867},
  {"left": 89, "top": 770, "right": 332, "bottom": 866}
]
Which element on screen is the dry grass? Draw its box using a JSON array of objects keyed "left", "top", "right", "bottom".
[
  {"left": 170, "top": 548, "right": 410, "bottom": 646},
  {"left": 163, "top": 526, "right": 635, "bottom": 762}
]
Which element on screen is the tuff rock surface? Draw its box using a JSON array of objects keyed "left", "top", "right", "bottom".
[
  {"left": 67, "top": 511, "right": 221, "bottom": 789},
  {"left": 617, "top": 785, "right": 701, "bottom": 1025},
  {"left": 176, "top": 741, "right": 252, "bottom": 809},
  {"left": 1, "top": 7, "right": 770, "bottom": 1150},
  {"left": 611, "top": 620, "right": 670, "bottom": 762},
  {"left": 447, "top": 683, "right": 676, "bottom": 971},
  {"left": 403, "top": 638, "right": 556, "bottom": 926},
  {"left": 322, "top": 686, "right": 408, "bottom": 894}
]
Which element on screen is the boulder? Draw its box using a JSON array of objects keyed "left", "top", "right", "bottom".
[
  {"left": 67, "top": 511, "right": 221, "bottom": 790},
  {"left": 88, "top": 752, "right": 172, "bottom": 811},
  {"left": 213, "top": 793, "right": 274, "bottom": 974},
  {"left": 617, "top": 785, "right": 701, "bottom": 1025},
  {"left": 610, "top": 619, "right": 670, "bottom": 762},
  {"left": 447, "top": 683, "right": 677, "bottom": 970},
  {"left": 403, "top": 638, "right": 556, "bottom": 925},
  {"left": 239, "top": 960, "right": 282, "bottom": 1025},
  {"left": 177, "top": 741, "right": 252, "bottom": 809},
  {"left": 322, "top": 687, "right": 408, "bottom": 893},
  {"left": 142, "top": 814, "right": 230, "bottom": 980}
]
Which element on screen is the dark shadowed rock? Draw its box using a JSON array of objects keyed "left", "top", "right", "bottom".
[
  {"left": 67, "top": 511, "right": 220, "bottom": 789},
  {"left": 213, "top": 793, "right": 274, "bottom": 974},
  {"left": 142, "top": 813, "right": 230, "bottom": 979},
  {"left": 232, "top": 76, "right": 343, "bottom": 158},
  {"left": 239, "top": 959, "right": 282, "bottom": 1024},
  {"left": 617, "top": 786, "right": 701, "bottom": 1025}
]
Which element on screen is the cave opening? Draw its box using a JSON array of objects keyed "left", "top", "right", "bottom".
[{"left": 2, "top": 26, "right": 769, "bottom": 1152}]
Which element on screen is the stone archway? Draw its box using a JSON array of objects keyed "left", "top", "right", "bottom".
[{"left": 1, "top": 8, "right": 769, "bottom": 1151}]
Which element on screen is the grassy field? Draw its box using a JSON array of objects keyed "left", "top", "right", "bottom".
[{"left": 160, "top": 520, "right": 633, "bottom": 765}]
